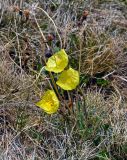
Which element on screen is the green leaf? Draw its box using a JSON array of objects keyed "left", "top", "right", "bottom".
[{"left": 97, "top": 79, "right": 109, "bottom": 87}]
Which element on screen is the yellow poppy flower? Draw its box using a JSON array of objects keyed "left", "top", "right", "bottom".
[
  {"left": 56, "top": 68, "right": 79, "bottom": 90},
  {"left": 35, "top": 90, "right": 59, "bottom": 114},
  {"left": 45, "top": 49, "right": 68, "bottom": 73}
]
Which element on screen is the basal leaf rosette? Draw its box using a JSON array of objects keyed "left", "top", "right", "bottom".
[
  {"left": 45, "top": 49, "right": 68, "bottom": 73},
  {"left": 56, "top": 68, "right": 79, "bottom": 90},
  {"left": 36, "top": 90, "right": 59, "bottom": 114}
]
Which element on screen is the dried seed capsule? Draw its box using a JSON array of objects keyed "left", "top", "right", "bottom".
[
  {"left": 24, "top": 9, "right": 30, "bottom": 20},
  {"left": 82, "top": 10, "right": 89, "bottom": 20},
  {"left": 47, "top": 34, "right": 54, "bottom": 41}
]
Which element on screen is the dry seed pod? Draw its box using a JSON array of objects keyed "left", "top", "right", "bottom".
[
  {"left": 82, "top": 10, "right": 89, "bottom": 19},
  {"left": 47, "top": 34, "right": 54, "bottom": 41},
  {"left": 80, "top": 10, "right": 89, "bottom": 22},
  {"left": 78, "top": 10, "right": 89, "bottom": 26},
  {"left": 24, "top": 9, "right": 30, "bottom": 20}
]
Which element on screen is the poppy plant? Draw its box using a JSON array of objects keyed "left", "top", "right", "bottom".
[
  {"left": 56, "top": 68, "right": 79, "bottom": 90},
  {"left": 36, "top": 90, "right": 59, "bottom": 114},
  {"left": 36, "top": 49, "right": 80, "bottom": 114},
  {"left": 45, "top": 49, "right": 68, "bottom": 73}
]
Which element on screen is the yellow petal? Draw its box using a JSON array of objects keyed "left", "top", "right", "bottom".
[
  {"left": 35, "top": 90, "right": 59, "bottom": 114},
  {"left": 45, "top": 49, "right": 68, "bottom": 73},
  {"left": 56, "top": 68, "right": 79, "bottom": 90}
]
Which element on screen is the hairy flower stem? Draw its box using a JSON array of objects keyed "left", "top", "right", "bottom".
[
  {"left": 49, "top": 72, "right": 62, "bottom": 101},
  {"left": 34, "top": 15, "right": 62, "bottom": 100},
  {"left": 37, "top": 6, "right": 62, "bottom": 48},
  {"left": 78, "top": 87, "right": 88, "bottom": 121}
]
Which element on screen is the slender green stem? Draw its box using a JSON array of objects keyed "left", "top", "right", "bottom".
[
  {"left": 78, "top": 87, "right": 88, "bottom": 120},
  {"left": 34, "top": 9, "right": 64, "bottom": 109},
  {"left": 79, "top": 38, "right": 82, "bottom": 73},
  {"left": 49, "top": 72, "right": 63, "bottom": 101},
  {"left": 37, "top": 6, "right": 62, "bottom": 48}
]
